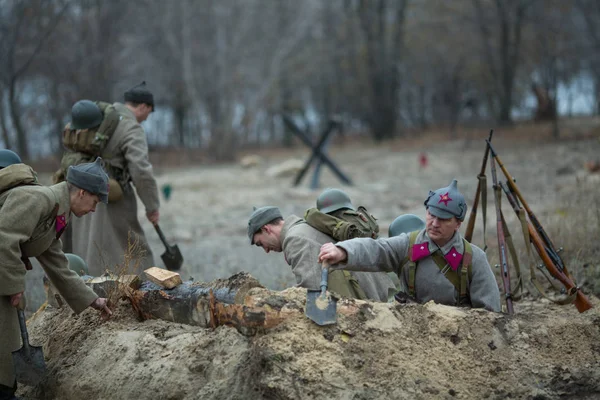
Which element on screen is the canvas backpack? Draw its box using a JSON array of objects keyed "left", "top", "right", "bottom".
[
  {"left": 303, "top": 206, "right": 380, "bottom": 242},
  {"left": 53, "top": 101, "right": 120, "bottom": 184},
  {"left": 0, "top": 164, "right": 40, "bottom": 194},
  {"left": 402, "top": 230, "right": 473, "bottom": 306}
]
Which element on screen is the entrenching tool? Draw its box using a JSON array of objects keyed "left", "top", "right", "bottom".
[
  {"left": 305, "top": 261, "right": 337, "bottom": 326},
  {"left": 12, "top": 299, "right": 46, "bottom": 386},
  {"left": 154, "top": 223, "right": 183, "bottom": 271}
]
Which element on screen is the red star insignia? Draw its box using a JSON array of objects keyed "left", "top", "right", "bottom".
[{"left": 438, "top": 192, "right": 452, "bottom": 206}]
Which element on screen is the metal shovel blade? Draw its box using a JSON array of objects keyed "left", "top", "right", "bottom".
[
  {"left": 160, "top": 244, "right": 183, "bottom": 271},
  {"left": 305, "top": 263, "right": 337, "bottom": 326},
  {"left": 305, "top": 290, "right": 337, "bottom": 326},
  {"left": 154, "top": 223, "right": 184, "bottom": 271},
  {"left": 12, "top": 309, "right": 46, "bottom": 386}
]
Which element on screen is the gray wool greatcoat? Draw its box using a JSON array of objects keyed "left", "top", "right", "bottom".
[
  {"left": 0, "top": 181, "right": 98, "bottom": 387},
  {"left": 71, "top": 103, "right": 160, "bottom": 276},
  {"left": 335, "top": 229, "right": 501, "bottom": 312},
  {"left": 281, "top": 215, "right": 396, "bottom": 302}
]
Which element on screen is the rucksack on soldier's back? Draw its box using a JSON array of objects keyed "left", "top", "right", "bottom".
[
  {"left": 304, "top": 205, "right": 380, "bottom": 241},
  {"left": 53, "top": 101, "right": 120, "bottom": 184},
  {"left": 0, "top": 163, "right": 39, "bottom": 195}
]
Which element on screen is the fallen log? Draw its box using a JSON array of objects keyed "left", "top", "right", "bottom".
[{"left": 80, "top": 271, "right": 365, "bottom": 335}]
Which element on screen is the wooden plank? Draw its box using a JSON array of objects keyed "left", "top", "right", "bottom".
[{"left": 144, "top": 267, "right": 182, "bottom": 289}]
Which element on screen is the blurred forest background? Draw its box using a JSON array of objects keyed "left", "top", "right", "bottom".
[{"left": 1, "top": 0, "right": 599, "bottom": 162}]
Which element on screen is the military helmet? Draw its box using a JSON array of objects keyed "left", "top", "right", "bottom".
[
  {"left": 65, "top": 253, "right": 89, "bottom": 276},
  {"left": 388, "top": 214, "right": 426, "bottom": 237},
  {"left": 71, "top": 100, "right": 103, "bottom": 130},
  {"left": 0, "top": 149, "right": 22, "bottom": 168},
  {"left": 424, "top": 179, "right": 467, "bottom": 221},
  {"left": 317, "top": 188, "right": 354, "bottom": 214}
]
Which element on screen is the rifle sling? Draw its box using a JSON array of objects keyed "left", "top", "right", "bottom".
[{"left": 478, "top": 173, "right": 488, "bottom": 251}]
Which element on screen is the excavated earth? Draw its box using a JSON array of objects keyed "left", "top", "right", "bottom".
[{"left": 18, "top": 287, "right": 600, "bottom": 400}]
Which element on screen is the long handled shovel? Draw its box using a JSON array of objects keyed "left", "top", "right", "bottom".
[
  {"left": 12, "top": 298, "right": 46, "bottom": 386},
  {"left": 305, "top": 261, "right": 337, "bottom": 326},
  {"left": 154, "top": 223, "right": 183, "bottom": 271}
]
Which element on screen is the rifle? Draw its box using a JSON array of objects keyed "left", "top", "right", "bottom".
[
  {"left": 488, "top": 141, "right": 593, "bottom": 313},
  {"left": 464, "top": 129, "right": 494, "bottom": 243},
  {"left": 489, "top": 155, "right": 514, "bottom": 314}
]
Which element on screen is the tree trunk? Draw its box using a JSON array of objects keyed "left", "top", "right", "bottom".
[
  {"left": 9, "top": 78, "right": 29, "bottom": 160},
  {"left": 0, "top": 90, "right": 11, "bottom": 148}
]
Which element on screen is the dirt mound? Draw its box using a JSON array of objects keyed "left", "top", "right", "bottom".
[{"left": 18, "top": 287, "right": 600, "bottom": 400}]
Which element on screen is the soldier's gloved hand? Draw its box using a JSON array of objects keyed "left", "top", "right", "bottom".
[
  {"left": 90, "top": 297, "right": 113, "bottom": 319},
  {"left": 147, "top": 210, "right": 159, "bottom": 224},
  {"left": 318, "top": 243, "right": 348, "bottom": 266},
  {"left": 9, "top": 292, "right": 23, "bottom": 307}
]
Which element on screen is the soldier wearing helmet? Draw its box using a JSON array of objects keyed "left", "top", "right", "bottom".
[
  {"left": 65, "top": 81, "right": 160, "bottom": 276},
  {"left": 319, "top": 179, "right": 501, "bottom": 312},
  {"left": 0, "top": 149, "right": 22, "bottom": 169},
  {"left": 388, "top": 214, "right": 426, "bottom": 238}
]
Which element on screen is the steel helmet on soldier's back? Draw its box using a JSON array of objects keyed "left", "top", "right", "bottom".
[
  {"left": 388, "top": 214, "right": 426, "bottom": 237},
  {"left": 65, "top": 253, "right": 89, "bottom": 276},
  {"left": 0, "top": 149, "right": 22, "bottom": 168},
  {"left": 71, "top": 100, "right": 103, "bottom": 130},
  {"left": 317, "top": 188, "right": 354, "bottom": 214}
]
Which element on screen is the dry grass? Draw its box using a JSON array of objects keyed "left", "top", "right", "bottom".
[{"left": 93, "top": 231, "right": 147, "bottom": 311}]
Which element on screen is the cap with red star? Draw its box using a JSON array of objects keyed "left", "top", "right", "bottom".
[{"left": 424, "top": 179, "right": 467, "bottom": 220}]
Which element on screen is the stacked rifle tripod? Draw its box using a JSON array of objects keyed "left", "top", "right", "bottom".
[{"left": 465, "top": 130, "right": 593, "bottom": 314}]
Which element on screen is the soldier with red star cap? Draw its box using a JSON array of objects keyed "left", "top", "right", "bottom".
[{"left": 318, "top": 179, "right": 501, "bottom": 312}]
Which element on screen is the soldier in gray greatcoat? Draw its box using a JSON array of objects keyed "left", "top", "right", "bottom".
[
  {"left": 70, "top": 82, "right": 160, "bottom": 275},
  {"left": 0, "top": 157, "right": 111, "bottom": 400},
  {"left": 248, "top": 206, "right": 395, "bottom": 301},
  {"left": 319, "top": 179, "right": 501, "bottom": 312}
]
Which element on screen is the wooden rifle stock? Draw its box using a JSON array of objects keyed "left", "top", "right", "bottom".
[
  {"left": 464, "top": 129, "right": 494, "bottom": 242},
  {"left": 500, "top": 182, "right": 592, "bottom": 313},
  {"left": 485, "top": 140, "right": 570, "bottom": 277},
  {"left": 490, "top": 157, "right": 514, "bottom": 314}
]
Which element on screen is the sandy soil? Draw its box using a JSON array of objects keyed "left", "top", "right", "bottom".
[{"left": 19, "top": 287, "right": 600, "bottom": 400}]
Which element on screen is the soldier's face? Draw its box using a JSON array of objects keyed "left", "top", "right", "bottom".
[
  {"left": 72, "top": 190, "right": 100, "bottom": 217},
  {"left": 136, "top": 104, "right": 153, "bottom": 123},
  {"left": 253, "top": 225, "right": 282, "bottom": 253},
  {"left": 425, "top": 210, "right": 461, "bottom": 246}
]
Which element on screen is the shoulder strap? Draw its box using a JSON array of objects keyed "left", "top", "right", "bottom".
[
  {"left": 459, "top": 239, "right": 473, "bottom": 304},
  {"left": 407, "top": 233, "right": 474, "bottom": 306},
  {"left": 406, "top": 230, "right": 420, "bottom": 297}
]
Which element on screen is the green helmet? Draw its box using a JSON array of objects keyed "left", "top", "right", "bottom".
[
  {"left": 65, "top": 253, "right": 89, "bottom": 276},
  {"left": 317, "top": 188, "right": 354, "bottom": 214},
  {"left": 71, "top": 100, "right": 103, "bottom": 130},
  {"left": 0, "top": 149, "right": 22, "bottom": 168},
  {"left": 388, "top": 214, "right": 425, "bottom": 237}
]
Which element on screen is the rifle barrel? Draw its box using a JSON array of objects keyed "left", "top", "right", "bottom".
[
  {"left": 490, "top": 156, "right": 514, "bottom": 314},
  {"left": 465, "top": 130, "right": 494, "bottom": 242}
]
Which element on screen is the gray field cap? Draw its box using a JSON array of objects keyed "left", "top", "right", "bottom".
[
  {"left": 388, "top": 214, "right": 426, "bottom": 237},
  {"left": 424, "top": 179, "right": 467, "bottom": 221},
  {"left": 247, "top": 206, "right": 282, "bottom": 244},
  {"left": 66, "top": 157, "right": 110, "bottom": 204}
]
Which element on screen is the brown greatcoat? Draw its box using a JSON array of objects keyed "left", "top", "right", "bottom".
[
  {"left": 280, "top": 215, "right": 396, "bottom": 301},
  {"left": 0, "top": 180, "right": 98, "bottom": 387},
  {"left": 71, "top": 102, "right": 160, "bottom": 275}
]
